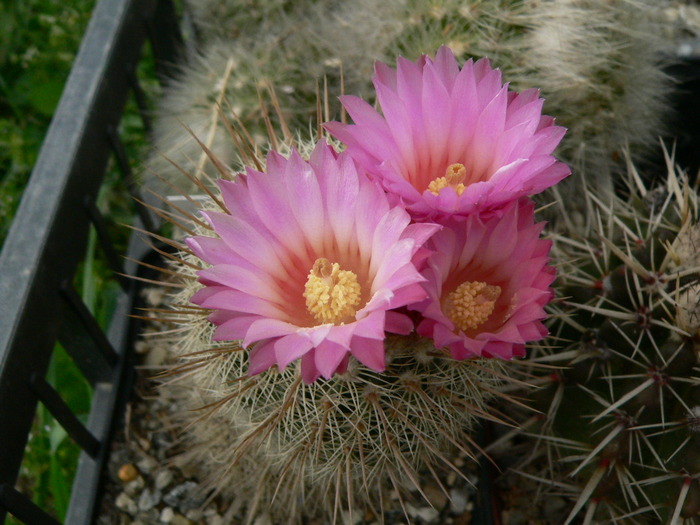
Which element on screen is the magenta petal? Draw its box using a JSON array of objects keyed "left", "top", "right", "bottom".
[
  {"left": 305, "top": 324, "right": 333, "bottom": 346},
  {"left": 243, "top": 318, "right": 298, "bottom": 347},
  {"left": 355, "top": 310, "right": 387, "bottom": 340},
  {"left": 385, "top": 312, "right": 414, "bottom": 335},
  {"left": 190, "top": 285, "right": 221, "bottom": 306},
  {"left": 401, "top": 222, "right": 442, "bottom": 251},
  {"left": 274, "top": 335, "right": 314, "bottom": 370},
  {"left": 199, "top": 265, "right": 281, "bottom": 303},
  {"left": 335, "top": 355, "right": 350, "bottom": 375},
  {"left": 387, "top": 283, "right": 430, "bottom": 308},
  {"left": 376, "top": 81, "right": 417, "bottom": 171},
  {"left": 323, "top": 153, "right": 360, "bottom": 246},
  {"left": 350, "top": 337, "right": 386, "bottom": 372},
  {"left": 374, "top": 60, "right": 397, "bottom": 90},
  {"left": 301, "top": 350, "right": 321, "bottom": 383},
  {"left": 248, "top": 341, "right": 277, "bottom": 375},
  {"left": 202, "top": 211, "right": 283, "bottom": 273},
  {"left": 212, "top": 315, "right": 257, "bottom": 341},
  {"left": 246, "top": 166, "right": 305, "bottom": 250},
  {"left": 325, "top": 322, "right": 356, "bottom": 348},
  {"left": 314, "top": 340, "right": 349, "bottom": 379},
  {"left": 186, "top": 236, "right": 229, "bottom": 265},
  {"left": 285, "top": 151, "right": 325, "bottom": 252},
  {"left": 433, "top": 45, "right": 460, "bottom": 87},
  {"left": 198, "top": 289, "right": 286, "bottom": 318}
]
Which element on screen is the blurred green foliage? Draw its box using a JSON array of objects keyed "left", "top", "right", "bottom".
[
  {"left": 0, "top": 1, "right": 160, "bottom": 523},
  {"left": 0, "top": 0, "right": 96, "bottom": 246}
]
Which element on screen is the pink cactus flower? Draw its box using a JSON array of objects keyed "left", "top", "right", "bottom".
[
  {"left": 412, "top": 199, "right": 555, "bottom": 360},
  {"left": 185, "top": 141, "right": 438, "bottom": 383},
  {"left": 326, "top": 46, "right": 570, "bottom": 220}
]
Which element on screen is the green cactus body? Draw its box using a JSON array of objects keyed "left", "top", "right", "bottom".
[{"left": 512, "top": 156, "right": 700, "bottom": 523}]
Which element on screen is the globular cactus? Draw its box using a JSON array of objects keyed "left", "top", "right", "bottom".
[
  {"left": 145, "top": 0, "right": 676, "bottom": 224},
  {"left": 182, "top": 0, "right": 323, "bottom": 44},
  {"left": 148, "top": 133, "right": 521, "bottom": 524},
  {"left": 503, "top": 152, "right": 700, "bottom": 523},
  {"left": 314, "top": 0, "right": 673, "bottom": 204},
  {"left": 164, "top": 316, "right": 509, "bottom": 523},
  {"left": 143, "top": 1, "right": 339, "bottom": 196}
]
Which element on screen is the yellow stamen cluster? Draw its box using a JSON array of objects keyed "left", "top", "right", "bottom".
[
  {"left": 446, "top": 280, "right": 501, "bottom": 332},
  {"left": 427, "top": 163, "right": 467, "bottom": 196},
  {"left": 304, "top": 258, "right": 362, "bottom": 325}
]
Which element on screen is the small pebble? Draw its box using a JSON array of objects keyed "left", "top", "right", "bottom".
[
  {"left": 207, "top": 515, "right": 224, "bottom": 525},
  {"left": 185, "top": 509, "right": 203, "bottom": 521},
  {"left": 117, "top": 464, "right": 139, "bottom": 483},
  {"left": 115, "top": 492, "right": 137, "bottom": 515},
  {"left": 453, "top": 509, "right": 472, "bottom": 525},
  {"left": 171, "top": 514, "right": 191, "bottom": 525},
  {"left": 446, "top": 471, "right": 457, "bottom": 486},
  {"left": 340, "top": 509, "right": 364, "bottom": 525},
  {"left": 138, "top": 488, "right": 162, "bottom": 511},
  {"left": 140, "top": 509, "right": 160, "bottom": 523},
  {"left": 136, "top": 455, "right": 158, "bottom": 475},
  {"left": 406, "top": 503, "right": 439, "bottom": 522},
  {"left": 123, "top": 476, "right": 145, "bottom": 497},
  {"left": 161, "top": 507, "right": 175, "bottom": 523},
  {"left": 450, "top": 488, "right": 468, "bottom": 514},
  {"left": 544, "top": 496, "right": 567, "bottom": 518},
  {"left": 155, "top": 468, "right": 175, "bottom": 490},
  {"left": 424, "top": 483, "right": 448, "bottom": 509}
]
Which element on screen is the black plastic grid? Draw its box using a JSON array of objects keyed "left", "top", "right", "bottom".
[{"left": 0, "top": 0, "right": 181, "bottom": 523}]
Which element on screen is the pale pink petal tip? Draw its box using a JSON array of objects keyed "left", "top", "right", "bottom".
[
  {"left": 186, "top": 140, "right": 435, "bottom": 383},
  {"left": 326, "top": 46, "right": 570, "bottom": 220},
  {"left": 411, "top": 198, "right": 555, "bottom": 360}
]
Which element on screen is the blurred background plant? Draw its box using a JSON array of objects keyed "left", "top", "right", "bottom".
[
  {"left": 0, "top": 0, "right": 94, "bottom": 246},
  {"left": 0, "top": 1, "right": 158, "bottom": 522}
]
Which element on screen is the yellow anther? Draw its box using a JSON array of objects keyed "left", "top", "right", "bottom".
[
  {"left": 304, "top": 258, "right": 362, "bottom": 325},
  {"left": 427, "top": 163, "right": 467, "bottom": 196},
  {"left": 446, "top": 281, "right": 501, "bottom": 332}
]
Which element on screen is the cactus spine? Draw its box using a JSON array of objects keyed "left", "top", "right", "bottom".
[{"left": 505, "top": 152, "right": 700, "bottom": 523}]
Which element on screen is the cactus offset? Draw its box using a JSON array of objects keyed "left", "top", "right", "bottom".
[{"left": 506, "top": 152, "right": 700, "bottom": 523}]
